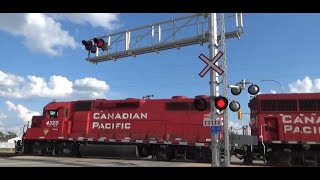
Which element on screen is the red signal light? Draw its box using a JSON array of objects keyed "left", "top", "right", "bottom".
[
  {"left": 94, "top": 38, "right": 108, "bottom": 51},
  {"left": 214, "top": 96, "right": 228, "bottom": 111},
  {"left": 82, "top": 40, "right": 92, "bottom": 51},
  {"left": 194, "top": 98, "right": 208, "bottom": 111}
]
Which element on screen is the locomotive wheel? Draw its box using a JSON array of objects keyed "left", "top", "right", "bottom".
[
  {"left": 22, "top": 141, "right": 33, "bottom": 154},
  {"left": 137, "top": 145, "right": 149, "bottom": 158},
  {"left": 268, "top": 151, "right": 280, "bottom": 165},
  {"left": 163, "top": 149, "right": 175, "bottom": 161},
  {"left": 243, "top": 154, "right": 253, "bottom": 165}
]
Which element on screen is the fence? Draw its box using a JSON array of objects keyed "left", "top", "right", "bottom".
[{"left": 0, "top": 142, "right": 15, "bottom": 152}]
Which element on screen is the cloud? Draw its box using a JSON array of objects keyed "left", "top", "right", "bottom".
[
  {"left": 0, "top": 13, "right": 77, "bottom": 56},
  {"left": 73, "top": 77, "right": 110, "bottom": 100},
  {"left": 0, "top": 13, "right": 120, "bottom": 56},
  {"left": 0, "top": 70, "right": 110, "bottom": 100},
  {"left": 289, "top": 76, "right": 320, "bottom": 93},
  {"left": 23, "top": 75, "right": 74, "bottom": 98},
  {"left": 0, "top": 113, "right": 7, "bottom": 120},
  {"left": 47, "top": 13, "right": 121, "bottom": 30},
  {"left": 0, "top": 71, "right": 24, "bottom": 88},
  {"left": 270, "top": 90, "right": 277, "bottom": 94},
  {"left": 6, "top": 101, "right": 40, "bottom": 122},
  {"left": 0, "top": 113, "right": 7, "bottom": 127},
  {"left": 74, "top": 77, "right": 109, "bottom": 91}
]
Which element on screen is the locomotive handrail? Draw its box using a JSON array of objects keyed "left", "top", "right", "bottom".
[{"left": 260, "top": 124, "right": 267, "bottom": 163}]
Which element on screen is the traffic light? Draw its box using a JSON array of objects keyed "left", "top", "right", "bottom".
[
  {"left": 194, "top": 98, "right": 208, "bottom": 111},
  {"left": 238, "top": 110, "right": 242, "bottom": 120},
  {"left": 82, "top": 40, "right": 96, "bottom": 53},
  {"left": 214, "top": 96, "right": 228, "bottom": 111},
  {"left": 248, "top": 84, "right": 260, "bottom": 95},
  {"left": 94, "top": 38, "right": 108, "bottom": 51},
  {"left": 229, "top": 100, "right": 241, "bottom": 112}
]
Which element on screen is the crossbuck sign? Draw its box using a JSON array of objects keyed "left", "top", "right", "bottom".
[{"left": 198, "top": 51, "right": 224, "bottom": 77}]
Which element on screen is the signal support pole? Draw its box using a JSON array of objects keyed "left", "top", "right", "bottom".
[
  {"left": 208, "top": 13, "right": 220, "bottom": 167},
  {"left": 221, "top": 13, "right": 231, "bottom": 167}
]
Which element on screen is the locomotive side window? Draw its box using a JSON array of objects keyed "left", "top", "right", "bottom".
[
  {"left": 278, "top": 100, "right": 297, "bottom": 111},
  {"left": 74, "top": 101, "right": 92, "bottom": 111},
  {"left": 261, "top": 100, "right": 276, "bottom": 111},
  {"left": 190, "top": 101, "right": 210, "bottom": 110},
  {"left": 166, "top": 102, "right": 190, "bottom": 111},
  {"left": 299, "top": 100, "right": 320, "bottom": 111},
  {"left": 115, "top": 102, "right": 139, "bottom": 108},
  {"left": 261, "top": 100, "right": 297, "bottom": 111}
]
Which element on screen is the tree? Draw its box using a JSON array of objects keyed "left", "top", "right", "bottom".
[
  {"left": 0, "top": 131, "right": 3, "bottom": 136},
  {"left": 7, "top": 131, "right": 17, "bottom": 137}
]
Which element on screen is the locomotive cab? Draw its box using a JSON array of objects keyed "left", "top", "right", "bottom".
[{"left": 23, "top": 101, "right": 71, "bottom": 141}]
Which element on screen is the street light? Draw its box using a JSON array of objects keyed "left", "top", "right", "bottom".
[{"left": 261, "top": 79, "right": 285, "bottom": 93}]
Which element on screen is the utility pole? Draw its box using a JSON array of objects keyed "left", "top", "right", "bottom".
[{"left": 208, "top": 13, "right": 220, "bottom": 167}]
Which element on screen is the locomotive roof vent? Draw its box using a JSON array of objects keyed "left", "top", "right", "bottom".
[
  {"left": 195, "top": 95, "right": 209, "bottom": 99},
  {"left": 172, "top": 96, "right": 188, "bottom": 99}
]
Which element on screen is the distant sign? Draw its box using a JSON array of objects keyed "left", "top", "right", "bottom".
[
  {"left": 198, "top": 51, "right": 224, "bottom": 77},
  {"left": 203, "top": 119, "right": 222, "bottom": 126},
  {"left": 203, "top": 113, "right": 223, "bottom": 126},
  {"left": 211, "top": 125, "right": 222, "bottom": 134}
]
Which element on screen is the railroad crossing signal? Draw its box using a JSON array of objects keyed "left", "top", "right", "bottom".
[
  {"left": 194, "top": 97, "right": 208, "bottom": 111},
  {"left": 227, "top": 80, "right": 260, "bottom": 116},
  {"left": 194, "top": 96, "right": 241, "bottom": 113},
  {"left": 231, "top": 87, "right": 241, "bottom": 96},
  {"left": 229, "top": 100, "right": 241, "bottom": 112},
  {"left": 214, "top": 96, "right": 228, "bottom": 111},
  {"left": 82, "top": 40, "right": 96, "bottom": 53},
  {"left": 80, "top": 13, "right": 244, "bottom": 168},
  {"left": 248, "top": 84, "right": 260, "bottom": 95},
  {"left": 229, "top": 80, "right": 260, "bottom": 96},
  {"left": 94, "top": 38, "right": 109, "bottom": 51},
  {"left": 82, "top": 38, "right": 109, "bottom": 54},
  {"left": 198, "top": 51, "right": 224, "bottom": 77}
]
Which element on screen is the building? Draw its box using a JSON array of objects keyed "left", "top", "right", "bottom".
[{"left": 0, "top": 135, "right": 19, "bottom": 152}]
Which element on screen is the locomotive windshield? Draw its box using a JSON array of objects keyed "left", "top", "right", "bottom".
[{"left": 48, "top": 110, "right": 59, "bottom": 118}]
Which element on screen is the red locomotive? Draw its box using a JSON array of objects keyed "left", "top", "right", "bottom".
[
  {"left": 20, "top": 92, "right": 320, "bottom": 166},
  {"left": 18, "top": 95, "right": 222, "bottom": 161},
  {"left": 243, "top": 93, "right": 320, "bottom": 166}
]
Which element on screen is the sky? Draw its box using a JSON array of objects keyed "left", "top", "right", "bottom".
[{"left": 0, "top": 13, "right": 320, "bottom": 135}]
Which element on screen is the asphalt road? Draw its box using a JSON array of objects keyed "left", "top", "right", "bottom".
[{"left": 0, "top": 155, "right": 267, "bottom": 167}]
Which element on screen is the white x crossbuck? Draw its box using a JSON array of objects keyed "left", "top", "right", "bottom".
[{"left": 198, "top": 51, "right": 224, "bottom": 77}]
